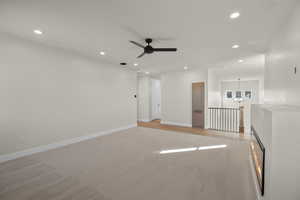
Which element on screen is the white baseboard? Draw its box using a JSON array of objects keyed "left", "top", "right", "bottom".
[
  {"left": 248, "top": 147, "right": 262, "bottom": 200},
  {"left": 0, "top": 123, "right": 137, "bottom": 164},
  {"left": 138, "top": 119, "right": 151, "bottom": 122},
  {"left": 160, "top": 121, "right": 192, "bottom": 127}
]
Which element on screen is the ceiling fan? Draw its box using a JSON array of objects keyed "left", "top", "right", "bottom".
[{"left": 130, "top": 38, "right": 177, "bottom": 58}]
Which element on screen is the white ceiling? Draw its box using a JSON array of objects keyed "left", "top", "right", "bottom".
[
  {"left": 0, "top": 0, "right": 297, "bottom": 74},
  {"left": 212, "top": 54, "right": 265, "bottom": 81}
]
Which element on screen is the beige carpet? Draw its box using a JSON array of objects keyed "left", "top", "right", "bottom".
[{"left": 0, "top": 127, "right": 256, "bottom": 200}]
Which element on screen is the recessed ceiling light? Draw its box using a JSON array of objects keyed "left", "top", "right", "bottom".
[
  {"left": 184, "top": 66, "right": 188, "bottom": 70},
  {"left": 100, "top": 51, "right": 106, "bottom": 56},
  {"left": 238, "top": 59, "right": 244, "bottom": 63},
  {"left": 230, "top": 12, "right": 240, "bottom": 19},
  {"left": 33, "top": 29, "right": 43, "bottom": 35},
  {"left": 145, "top": 71, "right": 150, "bottom": 74},
  {"left": 134, "top": 63, "right": 138, "bottom": 66},
  {"left": 232, "top": 44, "right": 239, "bottom": 49}
]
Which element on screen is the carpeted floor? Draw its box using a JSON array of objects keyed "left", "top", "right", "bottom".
[{"left": 0, "top": 127, "right": 256, "bottom": 200}]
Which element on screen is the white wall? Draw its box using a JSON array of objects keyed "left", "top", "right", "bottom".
[
  {"left": 221, "top": 80, "right": 260, "bottom": 107},
  {"left": 265, "top": 3, "right": 300, "bottom": 105},
  {"left": 161, "top": 69, "right": 208, "bottom": 128},
  {"left": 208, "top": 69, "right": 221, "bottom": 107},
  {"left": 251, "top": 6, "right": 300, "bottom": 199},
  {"left": 251, "top": 104, "right": 300, "bottom": 200},
  {"left": 0, "top": 33, "right": 137, "bottom": 156},
  {"left": 137, "top": 76, "right": 151, "bottom": 122},
  {"left": 208, "top": 54, "right": 265, "bottom": 106}
]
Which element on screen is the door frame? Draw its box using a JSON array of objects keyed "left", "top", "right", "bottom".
[{"left": 191, "top": 81, "right": 207, "bottom": 129}]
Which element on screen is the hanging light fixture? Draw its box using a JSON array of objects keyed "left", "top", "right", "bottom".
[{"left": 234, "top": 78, "right": 244, "bottom": 103}]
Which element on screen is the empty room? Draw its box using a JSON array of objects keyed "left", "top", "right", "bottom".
[{"left": 1, "top": 0, "right": 300, "bottom": 200}]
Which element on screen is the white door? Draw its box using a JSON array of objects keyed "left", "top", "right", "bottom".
[{"left": 151, "top": 79, "right": 161, "bottom": 120}]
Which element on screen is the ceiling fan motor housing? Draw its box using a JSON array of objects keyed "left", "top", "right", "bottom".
[
  {"left": 145, "top": 38, "right": 153, "bottom": 44},
  {"left": 145, "top": 45, "right": 154, "bottom": 54},
  {"left": 144, "top": 38, "right": 154, "bottom": 54}
]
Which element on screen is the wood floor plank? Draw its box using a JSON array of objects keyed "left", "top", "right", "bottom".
[{"left": 138, "top": 120, "right": 247, "bottom": 140}]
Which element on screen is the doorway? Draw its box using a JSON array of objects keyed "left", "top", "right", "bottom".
[
  {"left": 192, "top": 82, "right": 205, "bottom": 128},
  {"left": 151, "top": 79, "right": 161, "bottom": 120}
]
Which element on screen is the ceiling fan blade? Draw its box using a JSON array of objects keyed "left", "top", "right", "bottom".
[
  {"left": 153, "top": 37, "right": 176, "bottom": 43},
  {"left": 122, "top": 26, "right": 145, "bottom": 40},
  {"left": 137, "top": 52, "right": 145, "bottom": 58},
  {"left": 130, "top": 41, "right": 145, "bottom": 48},
  {"left": 153, "top": 48, "right": 177, "bottom": 52}
]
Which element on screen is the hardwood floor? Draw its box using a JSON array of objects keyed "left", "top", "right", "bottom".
[{"left": 138, "top": 120, "right": 247, "bottom": 140}]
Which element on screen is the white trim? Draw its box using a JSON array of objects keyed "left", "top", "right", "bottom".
[
  {"left": 248, "top": 147, "right": 262, "bottom": 200},
  {"left": 150, "top": 117, "right": 161, "bottom": 121},
  {"left": 138, "top": 119, "right": 151, "bottom": 122},
  {"left": 160, "top": 121, "right": 192, "bottom": 127},
  {"left": 0, "top": 124, "right": 137, "bottom": 164}
]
